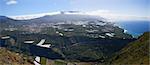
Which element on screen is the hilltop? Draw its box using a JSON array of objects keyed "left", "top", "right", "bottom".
[{"left": 0, "top": 48, "right": 34, "bottom": 65}]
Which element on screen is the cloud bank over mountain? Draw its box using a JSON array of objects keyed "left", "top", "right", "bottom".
[{"left": 8, "top": 10, "right": 149, "bottom": 21}]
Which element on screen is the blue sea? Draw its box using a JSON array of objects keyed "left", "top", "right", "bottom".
[{"left": 115, "top": 20, "right": 150, "bottom": 37}]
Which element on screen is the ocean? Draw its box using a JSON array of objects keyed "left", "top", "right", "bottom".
[{"left": 115, "top": 20, "right": 150, "bottom": 37}]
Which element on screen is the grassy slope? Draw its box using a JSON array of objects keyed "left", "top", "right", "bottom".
[
  {"left": 0, "top": 48, "right": 34, "bottom": 65},
  {"left": 109, "top": 32, "right": 150, "bottom": 65}
]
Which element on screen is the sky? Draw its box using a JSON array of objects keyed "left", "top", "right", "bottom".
[{"left": 0, "top": 0, "right": 149, "bottom": 21}]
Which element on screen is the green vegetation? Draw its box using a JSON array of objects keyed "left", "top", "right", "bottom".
[
  {"left": 41, "top": 57, "right": 47, "bottom": 65},
  {"left": 0, "top": 30, "right": 135, "bottom": 62},
  {"left": 54, "top": 60, "right": 67, "bottom": 65},
  {"left": 109, "top": 32, "right": 150, "bottom": 65}
]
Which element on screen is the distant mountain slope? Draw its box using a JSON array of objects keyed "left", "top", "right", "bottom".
[
  {"left": 0, "top": 16, "right": 27, "bottom": 28},
  {"left": 109, "top": 32, "right": 150, "bottom": 65},
  {"left": 22, "top": 14, "right": 106, "bottom": 25},
  {"left": 0, "top": 48, "right": 34, "bottom": 65},
  {"left": 1, "top": 13, "right": 106, "bottom": 25}
]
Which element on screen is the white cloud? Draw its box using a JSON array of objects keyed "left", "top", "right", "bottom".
[
  {"left": 8, "top": 12, "right": 60, "bottom": 20},
  {"left": 84, "top": 10, "right": 150, "bottom": 22},
  {"left": 6, "top": 0, "right": 17, "bottom": 5}
]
